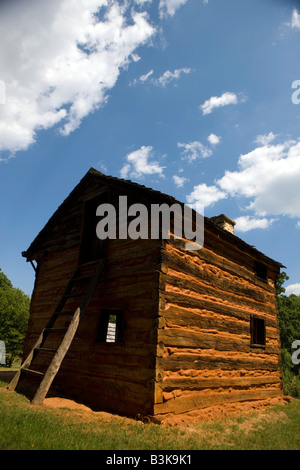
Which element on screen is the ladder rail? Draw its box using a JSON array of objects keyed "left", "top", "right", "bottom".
[
  {"left": 8, "top": 328, "right": 46, "bottom": 392},
  {"left": 8, "top": 259, "right": 105, "bottom": 401},
  {"left": 8, "top": 266, "right": 81, "bottom": 392},
  {"left": 31, "top": 307, "right": 81, "bottom": 405}
]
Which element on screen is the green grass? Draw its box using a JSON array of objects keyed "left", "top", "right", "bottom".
[
  {"left": 0, "top": 381, "right": 299, "bottom": 450},
  {"left": 0, "top": 357, "right": 21, "bottom": 371}
]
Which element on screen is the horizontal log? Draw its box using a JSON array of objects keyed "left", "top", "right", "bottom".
[
  {"left": 163, "top": 248, "right": 275, "bottom": 303},
  {"left": 165, "top": 240, "right": 277, "bottom": 294},
  {"left": 158, "top": 328, "right": 279, "bottom": 354},
  {"left": 57, "top": 361, "right": 154, "bottom": 396},
  {"left": 159, "top": 352, "right": 281, "bottom": 372},
  {"left": 154, "top": 388, "right": 282, "bottom": 415},
  {"left": 164, "top": 273, "right": 276, "bottom": 316},
  {"left": 163, "top": 291, "right": 278, "bottom": 323},
  {"left": 161, "top": 375, "right": 281, "bottom": 392},
  {"left": 108, "top": 239, "right": 161, "bottom": 261},
  {"left": 163, "top": 305, "right": 279, "bottom": 338},
  {"left": 204, "top": 226, "right": 279, "bottom": 273},
  {"left": 53, "top": 369, "right": 153, "bottom": 415},
  {"left": 59, "top": 360, "right": 155, "bottom": 388}
]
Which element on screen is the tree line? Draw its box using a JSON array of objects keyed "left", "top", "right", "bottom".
[
  {"left": 276, "top": 272, "right": 300, "bottom": 396},
  {"left": 0, "top": 268, "right": 30, "bottom": 367}
]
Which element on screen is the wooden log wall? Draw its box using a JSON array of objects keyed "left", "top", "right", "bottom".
[
  {"left": 22, "top": 178, "right": 162, "bottom": 417},
  {"left": 153, "top": 228, "right": 283, "bottom": 416},
  {"left": 54, "top": 236, "right": 161, "bottom": 416},
  {"left": 22, "top": 173, "right": 283, "bottom": 418}
]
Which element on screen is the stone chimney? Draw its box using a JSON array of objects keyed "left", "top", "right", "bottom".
[{"left": 210, "top": 214, "right": 236, "bottom": 235}]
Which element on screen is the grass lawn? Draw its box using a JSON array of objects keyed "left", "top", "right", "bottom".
[
  {"left": 0, "top": 381, "right": 299, "bottom": 450},
  {"left": 0, "top": 358, "right": 21, "bottom": 371}
]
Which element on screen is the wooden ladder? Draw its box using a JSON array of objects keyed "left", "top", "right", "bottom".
[{"left": 8, "top": 259, "right": 105, "bottom": 405}]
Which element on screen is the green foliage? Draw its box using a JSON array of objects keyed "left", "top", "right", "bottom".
[
  {"left": 281, "top": 348, "right": 300, "bottom": 397},
  {"left": 277, "top": 271, "right": 300, "bottom": 396},
  {"left": 278, "top": 294, "right": 300, "bottom": 351},
  {"left": 0, "top": 269, "right": 30, "bottom": 367},
  {"left": 0, "top": 268, "right": 13, "bottom": 290},
  {"left": 276, "top": 271, "right": 289, "bottom": 297},
  {"left": 282, "top": 369, "right": 300, "bottom": 397}
]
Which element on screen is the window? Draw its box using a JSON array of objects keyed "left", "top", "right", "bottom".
[
  {"left": 250, "top": 315, "right": 266, "bottom": 347},
  {"left": 79, "top": 192, "right": 109, "bottom": 264},
  {"left": 255, "top": 262, "right": 268, "bottom": 282},
  {"left": 96, "top": 309, "right": 123, "bottom": 343}
]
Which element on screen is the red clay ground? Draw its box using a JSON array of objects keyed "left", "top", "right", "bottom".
[{"left": 43, "top": 395, "right": 292, "bottom": 428}]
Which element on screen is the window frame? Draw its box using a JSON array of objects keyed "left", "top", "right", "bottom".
[
  {"left": 96, "top": 308, "right": 124, "bottom": 344},
  {"left": 79, "top": 190, "right": 110, "bottom": 265},
  {"left": 255, "top": 261, "right": 268, "bottom": 283},
  {"left": 250, "top": 315, "right": 266, "bottom": 348}
]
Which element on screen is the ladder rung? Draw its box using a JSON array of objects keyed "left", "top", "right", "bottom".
[
  {"left": 72, "top": 275, "right": 92, "bottom": 283},
  {"left": 7, "top": 258, "right": 105, "bottom": 404},
  {"left": 34, "top": 347, "right": 57, "bottom": 354},
  {"left": 55, "top": 310, "right": 74, "bottom": 316},
  {"left": 63, "top": 291, "right": 86, "bottom": 298},
  {"left": 22, "top": 368, "right": 44, "bottom": 377},
  {"left": 45, "top": 327, "right": 68, "bottom": 332},
  {"left": 79, "top": 259, "right": 100, "bottom": 268}
]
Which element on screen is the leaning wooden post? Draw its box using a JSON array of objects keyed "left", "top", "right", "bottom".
[{"left": 31, "top": 307, "right": 80, "bottom": 406}]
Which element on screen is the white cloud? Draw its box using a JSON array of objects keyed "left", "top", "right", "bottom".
[
  {"left": 139, "top": 70, "right": 154, "bottom": 83},
  {"left": 218, "top": 139, "right": 300, "bottom": 218},
  {"left": 178, "top": 141, "right": 212, "bottom": 162},
  {"left": 159, "top": 0, "right": 188, "bottom": 18},
  {"left": 234, "top": 216, "right": 275, "bottom": 233},
  {"left": 254, "top": 132, "right": 277, "bottom": 146},
  {"left": 184, "top": 136, "right": 300, "bottom": 229},
  {"left": 98, "top": 160, "right": 108, "bottom": 172},
  {"left": 133, "top": 67, "right": 191, "bottom": 87},
  {"left": 154, "top": 68, "right": 191, "bottom": 87},
  {"left": 131, "top": 53, "right": 141, "bottom": 63},
  {"left": 186, "top": 183, "right": 227, "bottom": 208},
  {"left": 120, "top": 146, "right": 165, "bottom": 179},
  {"left": 200, "top": 92, "right": 239, "bottom": 115},
  {"left": 173, "top": 174, "right": 189, "bottom": 187},
  {"left": 285, "top": 283, "right": 300, "bottom": 296},
  {"left": 207, "top": 133, "right": 221, "bottom": 145},
  {"left": 0, "top": 80, "right": 6, "bottom": 105},
  {"left": 291, "top": 8, "right": 300, "bottom": 29},
  {"left": 0, "top": 0, "right": 155, "bottom": 158}
]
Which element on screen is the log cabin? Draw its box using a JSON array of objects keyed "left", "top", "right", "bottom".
[{"left": 10, "top": 168, "right": 284, "bottom": 419}]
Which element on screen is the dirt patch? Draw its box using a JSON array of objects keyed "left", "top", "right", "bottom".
[
  {"left": 42, "top": 396, "right": 143, "bottom": 426},
  {"left": 44, "top": 397, "right": 94, "bottom": 412},
  {"left": 43, "top": 395, "right": 292, "bottom": 430},
  {"left": 157, "top": 396, "right": 292, "bottom": 428}
]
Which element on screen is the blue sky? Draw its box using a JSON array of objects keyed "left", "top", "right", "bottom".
[{"left": 0, "top": 0, "right": 300, "bottom": 296}]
